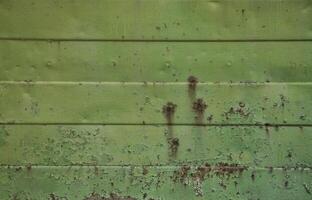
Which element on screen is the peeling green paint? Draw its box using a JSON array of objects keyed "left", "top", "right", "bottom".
[{"left": 0, "top": 0, "right": 312, "bottom": 199}]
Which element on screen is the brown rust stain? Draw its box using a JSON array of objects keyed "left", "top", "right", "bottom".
[
  {"left": 162, "top": 102, "right": 179, "bottom": 159},
  {"left": 224, "top": 102, "right": 250, "bottom": 120},
  {"left": 172, "top": 163, "right": 247, "bottom": 196},
  {"left": 173, "top": 163, "right": 247, "bottom": 183},
  {"left": 187, "top": 75, "right": 198, "bottom": 101},
  {"left": 49, "top": 193, "right": 67, "bottom": 200},
  {"left": 162, "top": 102, "right": 177, "bottom": 125},
  {"left": 167, "top": 137, "right": 180, "bottom": 158},
  {"left": 192, "top": 98, "right": 207, "bottom": 124},
  {"left": 84, "top": 193, "right": 136, "bottom": 200}
]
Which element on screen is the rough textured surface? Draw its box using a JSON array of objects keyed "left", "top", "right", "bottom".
[
  {"left": 0, "top": 0, "right": 311, "bottom": 199},
  {"left": 0, "top": 125, "right": 311, "bottom": 166},
  {"left": 1, "top": 166, "right": 312, "bottom": 200}
]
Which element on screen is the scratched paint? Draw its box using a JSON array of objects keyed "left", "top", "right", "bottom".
[{"left": 0, "top": 0, "right": 312, "bottom": 199}]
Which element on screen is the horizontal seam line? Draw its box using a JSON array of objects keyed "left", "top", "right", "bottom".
[
  {"left": 1, "top": 165, "right": 311, "bottom": 171},
  {"left": 0, "top": 123, "right": 311, "bottom": 127},
  {"left": 0, "top": 38, "right": 312, "bottom": 43},
  {"left": 1, "top": 81, "right": 312, "bottom": 86}
]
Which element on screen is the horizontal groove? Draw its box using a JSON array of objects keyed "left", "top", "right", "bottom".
[
  {"left": 0, "top": 38, "right": 312, "bottom": 43},
  {"left": 1, "top": 81, "right": 312, "bottom": 86},
  {"left": 1, "top": 165, "right": 311, "bottom": 171},
  {"left": 0, "top": 122, "right": 311, "bottom": 127}
]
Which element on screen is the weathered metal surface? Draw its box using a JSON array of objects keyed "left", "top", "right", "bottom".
[
  {"left": 1, "top": 166, "right": 312, "bottom": 200},
  {"left": 0, "top": 0, "right": 311, "bottom": 40},
  {"left": 1, "top": 0, "right": 312, "bottom": 199},
  {"left": 0, "top": 125, "right": 311, "bottom": 167},
  {"left": 1, "top": 41, "right": 312, "bottom": 82},
  {"left": 0, "top": 83, "right": 311, "bottom": 124}
]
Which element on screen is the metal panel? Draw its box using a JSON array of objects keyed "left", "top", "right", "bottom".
[
  {"left": 0, "top": 0, "right": 311, "bottom": 40},
  {"left": 0, "top": 83, "right": 311, "bottom": 124},
  {"left": 1, "top": 41, "right": 312, "bottom": 82},
  {"left": 0, "top": 0, "right": 311, "bottom": 199},
  {"left": 1, "top": 167, "right": 311, "bottom": 199},
  {"left": 0, "top": 125, "right": 311, "bottom": 167}
]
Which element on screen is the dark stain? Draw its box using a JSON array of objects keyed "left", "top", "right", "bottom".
[
  {"left": 267, "top": 166, "right": 273, "bottom": 173},
  {"left": 192, "top": 98, "right": 207, "bottom": 123},
  {"left": 15, "top": 167, "right": 22, "bottom": 172},
  {"left": 192, "top": 164, "right": 212, "bottom": 181},
  {"left": 173, "top": 165, "right": 191, "bottom": 185},
  {"left": 162, "top": 102, "right": 179, "bottom": 159},
  {"left": 187, "top": 76, "right": 198, "bottom": 101},
  {"left": 173, "top": 163, "right": 247, "bottom": 183},
  {"left": 303, "top": 183, "right": 311, "bottom": 194},
  {"left": 214, "top": 163, "right": 247, "bottom": 177},
  {"left": 279, "top": 94, "right": 288, "bottom": 108},
  {"left": 172, "top": 163, "right": 247, "bottom": 196},
  {"left": 251, "top": 171, "right": 256, "bottom": 181},
  {"left": 219, "top": 181, "right": 227, "bottom": 190},
  {"left": 49, "top": 193, "right": 69, "bottom": 200},
  {"left": 264, "top": 124, "right": 270, "bottom": 135},
  {"left": 84, "top": 193, "right": 136, "bottom": 200},
  {"left": 168, "top": 137, "right": 179, "bottom": 158},
  {"left": 162, "top": 102, "right": 177, "bottom": 124},
  {"left": 224, "top": 103, "right": 250, "bottom": 120},
  {"left": 142, "top": 166, "right": 148, "bottom": 175},
  {"left": 284, "top": 181, "right": 289, "bottom": 188},
  {"left": 287, "top": 151, "right": 292, "bottom": 158},
  {"left": 26, "top": 163, "right": 32, "bottom": 171},
  {"left": 49, "top": 193, "right": 68, "bottom": 200}
]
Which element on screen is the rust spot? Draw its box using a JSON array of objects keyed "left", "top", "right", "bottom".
[
  {"left": 187, "top": 76, "right": 198, "bottom": 101},
  {"left": 142, "top": 166, "right": 148, "bottom": 175},
  {"left": 284, "top": 181, "right": 289, "bottom": 188},
  {"left": 172, "top": 163, "right": 247, "bottom": 196},
  {"left": 251, "top": 171, "right": 256, "bottom": 181},
  {"left": 192, "top": 164, "right": 212, "bottom": 181},
  {"left": 84, "top": 193, "right": 136, "bottom": 200},
  {"left": 173, "top": 165, "right": 191, "bottom": 185},
  {"left": 192, "top": 98, "right": 207, "bottom": 114},
  {"left": 26, "top": 163, "right": 32, "bottom": 171},
  {"left": 224, "top": 102, "right": 250, "bottom": 120},
  {"left": 162, "top": 102, "right": 177, "bottom": 124},
  {"left": 15, "top": 167, "right": 22, "bottom": 172},
  {"left": 214, "top": 163, "right": 247, "bottom": 177},
  {"left": 174, "top": 163, "right": 247, "bottom": 183},
  {"left": 168, "top": 137, "right": 179, "bottom": 158},
  {"left": 49, "top": 193, "right": 65, "bottom": 200},
  {"left": 192, "top": 98, "right": 207, "bottom": 124},
  {"left": 162, "top": 102, "right": 178, "bottom": 160}
]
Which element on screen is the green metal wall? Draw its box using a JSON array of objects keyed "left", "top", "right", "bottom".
[{"left": 0, "top": 0, "right": 312, "bottom": 199}]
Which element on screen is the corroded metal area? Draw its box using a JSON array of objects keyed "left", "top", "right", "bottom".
[{"left": 0, "top": 0, "right": 312, "bottom": 199}]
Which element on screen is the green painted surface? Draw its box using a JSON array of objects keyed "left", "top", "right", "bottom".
[
  {"left": 0, "top": 83, "right": 311, "bottom": 124},
  {"left": 1, "top": 167, "right": 312, "bottom": 200},
  {"left": 1, "top": 0, "right": 312, "bottom": 199},
  {"left": 1, "top": 41, "right": 312, "bottom": 82},
  {"left": 0, "top": 0, "right": 312, "bottom": 40},
  {"left": 0, "top": 125, "right": 311, "bottom": 167}
]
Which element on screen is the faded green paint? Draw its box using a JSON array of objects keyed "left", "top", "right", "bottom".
[
  {"left": 1, "top": 0, "right": 312, "bottom": 199},
  {"left": 0, "top": 125, "right": 311, "bottom": 167},
  {"left": 1, "top": 167, "right": 312, "bottom": 199},
  {"left": 0, "top": 0, "right": 312, "bottom": 40},
  {"left": 0, "top": 83, "right": 311, "bottom": 124},
  {"left": 1, "top": 41, "right": 312, "bottom": 82}
]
